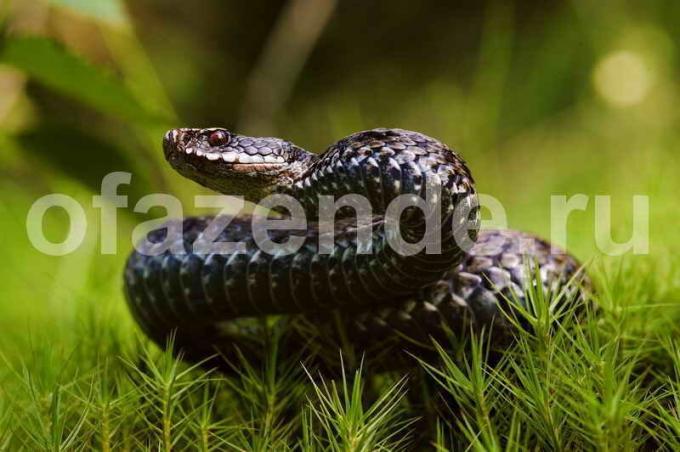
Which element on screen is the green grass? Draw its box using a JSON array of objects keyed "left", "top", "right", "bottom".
[
  {"left": 1, "top": 0, "right": 680, "bottom": 449},
  {"left": 1, "top": 259, "right": 680, "bottom": 450}
]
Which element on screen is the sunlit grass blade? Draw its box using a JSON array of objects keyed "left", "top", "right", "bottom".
[
  {"left": 303, "top": 355, "right": 415, "bottom": 451},
  {"left": 416, "top": 332, "right": 501, "bottom": 450}
]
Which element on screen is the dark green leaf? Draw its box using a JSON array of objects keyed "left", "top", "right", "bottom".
[{"left": 17, "top": 122, "right": 152, "bottom": 200}]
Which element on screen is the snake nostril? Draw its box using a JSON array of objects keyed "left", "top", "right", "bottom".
[{"left": 165, "top": 130, "right": 190, "bottom": 148}]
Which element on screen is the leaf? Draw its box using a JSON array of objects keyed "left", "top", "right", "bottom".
[
  {"left": 17, "top": 122, "right": 153, "bottom": 200},
  {"left": 48, "top": 0, "right": 128, "bottom": 27},
  {"left": 0, "top": 36, "right": 168, "bottom": 127}
]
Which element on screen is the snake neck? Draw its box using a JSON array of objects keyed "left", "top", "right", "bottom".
[
  {"left": 276, "top": 129, "right": 480, "bottom": 289},
  {"left": 283, "top": 128, "right": 478, "bottom": 227}
]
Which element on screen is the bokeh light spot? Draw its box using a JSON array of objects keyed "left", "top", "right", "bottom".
[{"left": 593, "top": 50, "right": 652, "bottom": 107}]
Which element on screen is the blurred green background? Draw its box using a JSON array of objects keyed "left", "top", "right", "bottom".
[{"left": 0, "top": 0, "right": 678, "bottom": 359}]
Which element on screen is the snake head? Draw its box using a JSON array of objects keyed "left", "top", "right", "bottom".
[{"left": 163, "top": 128, "right": 311, "bottom": 200}]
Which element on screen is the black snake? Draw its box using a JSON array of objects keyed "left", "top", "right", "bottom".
[{"left": 124, "top": 128, "right": 588, "bottom": 370}]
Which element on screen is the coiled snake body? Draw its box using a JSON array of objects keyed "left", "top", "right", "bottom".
[{"left": 124, "top": 128, "right": 587, "bottom": 369}]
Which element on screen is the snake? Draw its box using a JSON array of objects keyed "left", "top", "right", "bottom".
[{"left": 124, "top": 128, "right": 588, "bottom": 371}]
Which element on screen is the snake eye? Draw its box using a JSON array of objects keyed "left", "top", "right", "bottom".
[{"left": 207, "top": 130, "right": 230, "bottom": 147}]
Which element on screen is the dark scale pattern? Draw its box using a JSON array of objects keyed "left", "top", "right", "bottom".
[
  {"left": 365, "top": 228, "right": 586, "bottom": 371},
  {"left": 124, "top": 128, "right": 589, "bottom": 371},
  {"left": 343, "top": 229, "right": 587, "bottom": 349},
  {"left": 137, "top": 229, "right": 588, "bottom": 373}
]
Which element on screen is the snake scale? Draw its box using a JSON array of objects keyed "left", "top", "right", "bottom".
[{"left": 124, "top": 128, "right": 588, "bottom": 371}]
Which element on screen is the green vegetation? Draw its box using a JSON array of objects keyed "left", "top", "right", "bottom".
[
  {"left": 1, "top": 0, "right": 679, "bottom": 449},
  {"left": 1, "top": 262, "right": 679, "bottom": 449}
]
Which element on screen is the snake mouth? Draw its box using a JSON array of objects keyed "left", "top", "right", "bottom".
[
  {"left": 168, "top": 150, "right": 286, "bottom": 175},
  {"left": 182, "top": 147, "right": 287, "bottom": 165}
]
